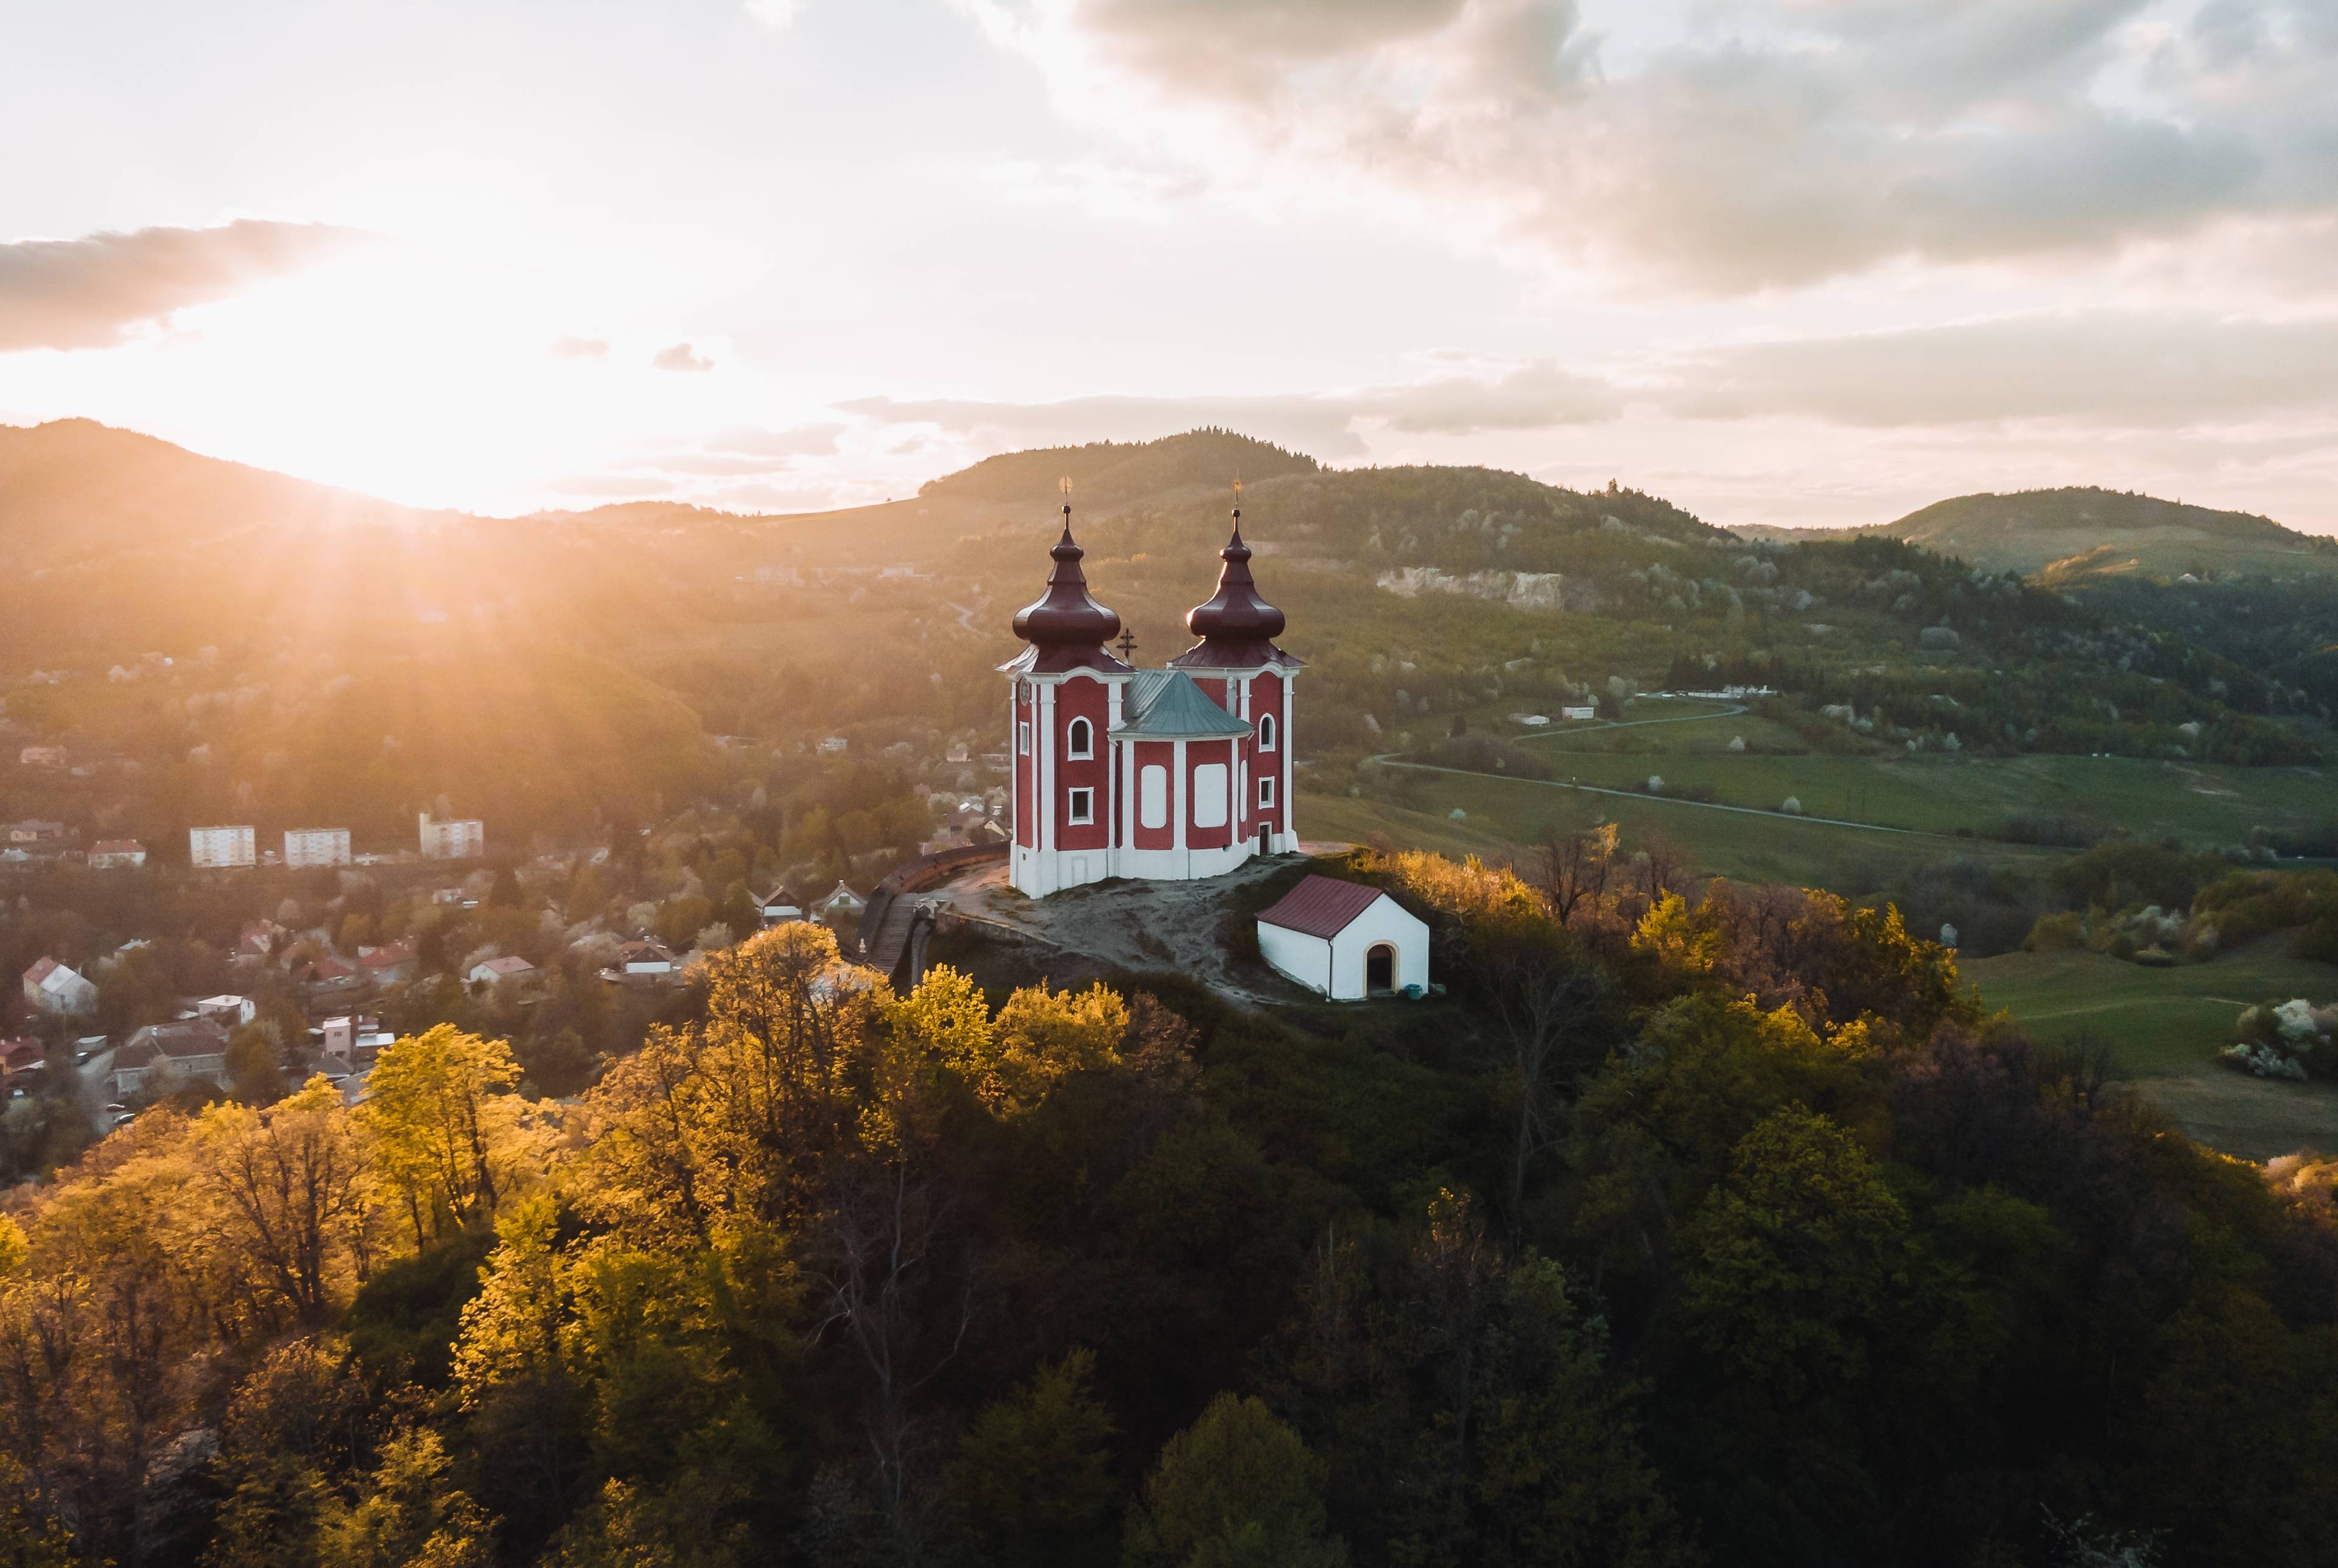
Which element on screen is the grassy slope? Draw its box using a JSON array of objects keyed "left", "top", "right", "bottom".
[
  {"left": 1745, "top": 486, "right": 2335, "bottom": 580},
  {"left": 1968, "top": 942, "right": 2338, "bottom": 1160}
]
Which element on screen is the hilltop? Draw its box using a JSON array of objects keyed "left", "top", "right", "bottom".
[
  {"left": 1744, "top": 486, "right": 2338, "bottom": 581},
  {"left": 919, "top": 427, "right": 1319, "bottom": 509},
  {"left": 0, "top": 418, "right": 453, "bottom": 570}
]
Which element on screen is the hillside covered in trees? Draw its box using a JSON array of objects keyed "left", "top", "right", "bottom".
[
  {"left": 6, "top": 421, "right": 2336, "bottom": 866},
  {"left": 9, "top": 846, "right": 2338, "bottom": 1568}
]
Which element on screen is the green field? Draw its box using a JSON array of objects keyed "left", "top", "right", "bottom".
[
  {"left": 1313, "top": 766, "right": 2066, "bottom": 889},
  {"left": 1420, "top": 696, "right": 2338, "bottom": 856},
  {"left": 1968, "top": 945, "right": 2338, "bottom": 1160}
]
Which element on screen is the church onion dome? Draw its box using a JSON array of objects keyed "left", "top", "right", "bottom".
[
  {"left": 1005, "top": 511, "right": 1130, "bottom": 675},
  {"left": 1170, "top": 505, "right": 1299, "bottom": 670}
]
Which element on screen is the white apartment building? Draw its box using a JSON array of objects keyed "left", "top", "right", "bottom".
[
  {"left": 284, "top": 827, "right": 352, "bottom": 868},
  {"left": 189, "top": 825, "right": 257, "bottom": 869},
  {"left": 419, "top": 812, "right": 484, "bottom": 859}
]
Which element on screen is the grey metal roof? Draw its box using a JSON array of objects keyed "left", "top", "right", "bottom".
[{"left": 1114, "top": 670, "right": 1253, "bottom": 740}]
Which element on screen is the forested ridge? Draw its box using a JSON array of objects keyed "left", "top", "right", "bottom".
[{"left": 7, "top": 849, "right": 2338, "bottom": 1568}]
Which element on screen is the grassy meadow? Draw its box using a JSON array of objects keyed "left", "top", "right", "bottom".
[{"left": 1968, "top": 943, "right": 2338, "bottom": 1160}]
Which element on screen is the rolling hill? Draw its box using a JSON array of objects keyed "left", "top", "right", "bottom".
[{"left": 1743, "top": 486, "right": 2338, "bottom": 581}]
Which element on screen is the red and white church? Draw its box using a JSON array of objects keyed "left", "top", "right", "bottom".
[{"left": 1003, "top": 497, "right": 1299, "bottom": 898}]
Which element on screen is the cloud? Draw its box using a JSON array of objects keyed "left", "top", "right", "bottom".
[
  {"left": 702, "top": 421, "right": 844, "bottom": 457},
  {"left": 1667, "top": 312, "right": 2338, "bottom": 427},
  {"left": 960, "top": 0, "right": 2338, "bottom": 292},
  {"left": 843, "top": 359, "right": 1615, "bottom": 456},
  {"left": 652, "top": 341, "right": 714, "bottom": 373},
  {"left": 0, "top": 219, "right": 371, "bottom": 351},
  {"left": 550, "top": 334, "right": 609, "bottom": 359},
  {"left": 743, "top": 0, "right": 802, "bottom": 29},
  {"left": 550, "top": 473, "right": 680, "bottom": 498}
]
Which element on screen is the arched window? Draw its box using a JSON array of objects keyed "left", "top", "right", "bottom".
[
  {"left": 1066, "top": 716, "right": 1093, "bottom": 759},
  {"left": 1258, "top": 713, "right": 1277, "bottom": 751}
]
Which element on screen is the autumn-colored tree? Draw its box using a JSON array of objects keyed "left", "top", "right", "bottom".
[
  {"left": 357, "top": 1026, "right": 536, "bottom": 1245},
  {"left": 194, "top": 1076, "right": 373, "bottom": 1325},
  {"left": 314, "top": 1429, "right": 497, "bottom": 1568}
]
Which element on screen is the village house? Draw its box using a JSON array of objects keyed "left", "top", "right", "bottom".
[
  {"left": 810, "top": 882, "right": 866, "bottom": 931},
  {"left": 467, "top": 954, "right": 538, "bottom": 988},
  {"left": 755, "top": 886, "right": 805, "bottom": 928},
  {"left": 194, "top": 994, "right": 256, "bottom": 1027},
  {"left": 16, "top": 745, "right": 65, "bottom": 769},
  {"left": 111, "top": 1018, "right": 232, "bottom": 1097},
  {"left": 356, "top": 937, "right": 420, "bottom": 986},
  {"left": 234, "top": 919, "right": 290, "bottom": 968},
  {"left": 318, "top": 1013, "right": 393, "bottom": 1067},
  {"left": 605, "top": 938, "right": 677, "bottom": 986},
  {"left": 21, "top": 957, "right": 97, "bottom": 1017},
  {"left": 296, "top": 955, "right": 362, "bottom": 996},
  {"left": 88, "top": 838, "right": 146, "bottom": 869},
  {"left": 0, "top": 1038, "right": 44, "bottom": 1089},
  {"left": 6, "top": 820, "right": 66, "bottom": 846}
]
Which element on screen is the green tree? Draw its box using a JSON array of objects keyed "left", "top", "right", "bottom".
[
  {"left": 225, "top": 1023, "right": 288, "bottom": 1104},
  {"left": 1126, "top": 1393, "right": 1346, "bottom": 1568},
  {"left": 1679, "top": 1105, "right": 1912, "bottom": 1400},
  {"left": 948, "top": 1349, "right": 1121, "bottom": 1566}
]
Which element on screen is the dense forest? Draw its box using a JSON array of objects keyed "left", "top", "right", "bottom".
[{"left": 7, "top": 846, "right": 2338, "bottom": 1567}]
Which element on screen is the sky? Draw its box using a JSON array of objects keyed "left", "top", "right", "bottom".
[{"left": 2, "top": 0, "right": 2334, "bottom": 531}]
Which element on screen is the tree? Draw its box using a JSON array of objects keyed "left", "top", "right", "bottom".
[
  {"left": 1679, "top": 1105, "right": 1912, "bottom": 1401},
  {"left": 947, "top": 1349, "right": 1121, "bottom": 1566},
  {"left": 1125, "top": 1393, "right": 1346, "bottom": 1568},
  {"left": 315, "top": 1429, "right": 497, "bottom": 1568},
  {"left": 1537, "top": 822, "right": 1619, "bottom": 929},
  {"left": 225, "top": 1023, "right": 287, "bottom": 1104},
  {"left": 1384, "top": 853, "right": 1599, "bottom": 1231},
  {"left": 357, "top": 1026, "right": 535, "bottom": 1245},
  {"left": 194, "top": 1076, "right": 373, "bottom": 1325}
]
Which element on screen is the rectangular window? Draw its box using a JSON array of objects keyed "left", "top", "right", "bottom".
[
  {"left": 1193, "top": 763, "right": 1229, "bottom": 828},
  {"left": 1067, "top": 787, "right": 1094, "bottom": 825},
  {"left": 1140, "top": 765, "right": 1168, "bottom": 830},
  {"left": 1258, "top": 776, "right": 1276, "bottom": 808},
  {"left": 1018, "top": 721, "right": 1031, "bottom": 755}
]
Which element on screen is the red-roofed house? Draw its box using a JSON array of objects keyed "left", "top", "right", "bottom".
[
  {"left": 0, "top": 1038, "right": 43, "bottom": 1080},
  {"left": 605, "top": 939, "right": 676, "bottom": 987},
  {"left": 1254, "top": 875, "right": 1430, "bottom": 1001},
  {"left": 356, "top": 937, "right": 419, "bottom": 985},
  {"left": 295, "top": 956, "right": 362, "bottom": 996},
  {"left": 88, "top": 839, "right": 146, "bottom": 869},
  {"left": 467, "top": 955, "right": 538, "bottom": 988}
]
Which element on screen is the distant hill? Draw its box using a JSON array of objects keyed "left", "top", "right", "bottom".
[
  {"left": 0, "top": 417, "right": 449, "bottom": 570},
  {"left": 919, "top": 428, "right": 1319, "bottom": 509},
  {"left": 1743, "top": 487, "right": 2338, "bottom": 581}
]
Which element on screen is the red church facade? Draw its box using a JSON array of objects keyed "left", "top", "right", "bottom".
[{"left": 1003, "top": 495, "right": 1300, "bottom": 898}]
